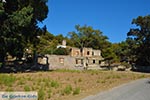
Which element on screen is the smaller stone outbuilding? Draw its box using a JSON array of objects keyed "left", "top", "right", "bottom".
[{"left": 46, "top": 55, "right": 79, "bottom": 70}]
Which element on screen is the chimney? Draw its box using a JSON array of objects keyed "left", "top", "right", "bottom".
[{"left": 62, "top": 40, "right": 66, "bottom": 46}]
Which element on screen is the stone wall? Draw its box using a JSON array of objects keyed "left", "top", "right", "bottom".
[
  {"left": 82, "top": 48, "right": 93, "bottom": 57},
  {"left": 70, "top": 47, "right": 81, "bottom": 57},
  {"left": 46, "top": 47, "right": 104, "bottom": 70},
  {"left": 46, "top": 55, "right": 78, "bottom": 70},
  {"left": 92, "top": 50, "right": 101, "bottom": 56},
  {"left": 46, "top": 54, "right": 105, "bottom": 70}
]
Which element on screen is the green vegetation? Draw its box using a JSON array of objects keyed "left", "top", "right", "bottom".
[
  {"left": 51, "top": 80, "right": 59, "bottom": 88},
  {"left": 62, "top": 85, "right": 73, "bottom": 95},
  {"left": 53, "top": 48, "right": 70, "bottom": 55},
  {"left": 33, "top": 19, "right": 150, "bottom": 68},
  {"left": 0, "top": 0, "right": 48, "bottom": 62},
  {"left": 24, "top": 85, "right": 31, "bottom": 91},
  {"left": 0, "top": 74, "right": 16, "bottom": 86},
  {"left": 1, "top": 0, "right": 150, "bottom": 99},
  {"left": 101, "top": 80, "right": 106, "bottom": 84},
  {"left": 68, "top": 25, "right": 111, "bottom": 58},
  {"left": 78, "top": 78, "right": 82, "bottom": 82},
  {"left": 73, "top": 87, "right": 81, "bottom": 95},
  {"left": 5, "top": 87, "right": 14, "bottom": 92},
  {"left": 0, "top": 0, "right": 150, "bottom": 71},
  {"left": 127, "top": 15, "right": 150, "bottom": 66},
  {"left": 38, "top": 88, "right": 45, "bottom": 100},
  {"left": 59, "top": 85, "right": 80, "bottom": 96},
  {"left": 47, "top": 89, "right": 52, "bottom": 99}
]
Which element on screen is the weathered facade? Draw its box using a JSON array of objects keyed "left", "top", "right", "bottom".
[
  {"left": 47, "top": 40, "right": 105, "bottom": 70},
  {"left": 46, "top": 55, "right": 82, "bottom": 70},
  {"left": 70, "top": 47, "right": 104, "bottom": 69}
]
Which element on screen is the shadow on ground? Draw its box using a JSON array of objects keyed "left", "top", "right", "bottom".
[{"left": 0, "top": 61, "right": 49, "bottom": 73}]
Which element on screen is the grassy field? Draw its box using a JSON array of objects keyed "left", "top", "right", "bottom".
[{"left": 0, "top": 70, "right": 150, "bottom": 100}]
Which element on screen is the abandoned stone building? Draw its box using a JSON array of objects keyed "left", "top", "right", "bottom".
[{"left": 45, "top": 40, "right": 106, "bottom": 70}]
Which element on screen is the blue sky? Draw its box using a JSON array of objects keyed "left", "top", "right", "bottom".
[{"left": 40, "top": 0, "right": 150, "bottom": 43}]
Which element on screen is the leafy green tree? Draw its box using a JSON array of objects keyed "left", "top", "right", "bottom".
[
  {"left": 103, "top": 43, "right": 119, "bottom": 62},
  {"left": 0, "top": 0, "right": 48, "bottom": 63},
  {"left": 36, "top": 32, "right": 70, "bottom": 55},
  {"left": 55, "top": 34, "right": 66, "bottom": 44},
  {"left": 114, "top": 41, "right": 131, "bottom": 62},
  {"left": 127, "top": 15, "right": 150, "bottom": 66},
  {"left": 36, "top": 31, "right": 55, "bottom": 54},
  {"left": 53, "top": 48, "right": 70, "bottom": 55},
  {"left": 68, "top": 25, "right": 110, "bottom": 57}
]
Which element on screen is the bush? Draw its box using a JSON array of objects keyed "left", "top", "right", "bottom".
[
  {"left": 62, "top": 85, "right": 72, "bottom": 95},
  {"left": 78, "top": 78, "right": 82, "bottom": 82},
  {"left": 73, "top": 87, "right": 80, "bottom": 95},
  {"left": 24, "top": 85, "right": 30, "bottom": 91},
  {"left": 51, "top": 80, "right": 59, "bottom": 88}
]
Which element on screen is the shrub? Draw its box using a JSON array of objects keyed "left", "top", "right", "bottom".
[
  {"left": 62, "top": 85, "right": 72, "bottom": 95},
  {"left": 73, "top": 87, "right": 80, "bottom": 95},
  {"left": 101, "top": 80, "right": 106, "bottom": 84},
  {"left": 78, "top": 78, "right": 82, "bottom": 82},
  {"left": 51, "top": 80, "right": 59, "bottom": 88},
  {"left": 24, "top": 85, "right": 30, "bottom": 91}
]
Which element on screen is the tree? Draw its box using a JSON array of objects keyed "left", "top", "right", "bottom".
[
  {"left": 68, "top": 25, "right": 110, "bottom": 57},
  {"left": 54, "top": 48, "right": 70, "bottom": 55},
  {"left": 127, "top": 15, "right": 150, "bottom": 66},
  {"left": 36, "top": 31, "right": 54, "bottom": 54},
  {"left": 0, "top": 0, "right": 48, "bottom": 64}
]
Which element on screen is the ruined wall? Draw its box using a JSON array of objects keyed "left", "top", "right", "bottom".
[
  {"left": 82, "top": 48, "right": 93, "bottom": 57},
  {"left": 46, "top": 55, "right": 77, "bottom": 70},
  {"left": 92, "top": 50, "right": 101, "bottom": 56},
  {"left": 70, "top": 47, "right": 81, "bottom": 57},
  {"left": 46, "top": 47, "right": 104, "bottom": 70}
]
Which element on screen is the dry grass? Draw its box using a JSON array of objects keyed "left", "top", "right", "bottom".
[{"left": 0, "top": 70, "right": 149, "bottom": 100}]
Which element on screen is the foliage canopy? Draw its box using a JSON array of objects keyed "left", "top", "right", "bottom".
[
  {"left": 0, "top": 0, "right": 48, "bottom": 62},
  {"left": 127, "top": 15, "right": 150, "bottom": 66}
]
